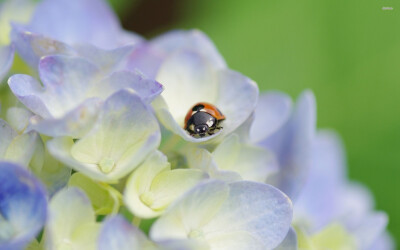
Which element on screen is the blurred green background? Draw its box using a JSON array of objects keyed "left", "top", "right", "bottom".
[{"left": 109, "top": 0, "right": 400, "bottom": 241}]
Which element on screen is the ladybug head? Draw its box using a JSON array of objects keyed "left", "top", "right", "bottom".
[{"left": 195, "top": 124, "right": 209, "bottom": 137}]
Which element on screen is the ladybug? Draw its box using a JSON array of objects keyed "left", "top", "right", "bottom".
[{"left": 184, "top": 102, "right": 226, "bottom": 137}]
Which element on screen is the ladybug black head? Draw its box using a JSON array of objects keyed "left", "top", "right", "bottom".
[{"left": 194, "top": 124, "right": 209, "bottom": 137}]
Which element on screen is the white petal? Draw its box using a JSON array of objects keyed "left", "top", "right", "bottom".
[
  {"left": 213, "top": 134, "right": 278, "bottom": 182},
  {"left": 156, "top": 50, "right": 218, "bottom": 123},
  {"left": 0, "top": 119, "right": 17, "bottom": 157},
  {"left": 215, "top": 69, "right": 259, "bottom": 139},
  {"left": 6, "top": 107, "right": 34, "bottom": 133},
  {"left": 4, "top": 131, "right": 43, "bottom": 167},
  {"left": 68, "top": 173, "right": 121, "bottom": 215},
  {"left": 124, "top": 151, "right": 171, "bottom": 218},
  {"left": 154, "top": 68, "right": 258, "bottom": 144},
  {"left": 46, "top": 187, "right": 98, "bottom": 250},
  {"left": 250, "top": 91, "right": 293, "bottom": 143},
  {"left": 150, "top": 169, "right": 208, "bottom": 211},
  {"left": 184, "top": 146, "right": 241, "bottom": 182},
  {"left": 124, "top": 151, "right": 207, "bottom": 218}
]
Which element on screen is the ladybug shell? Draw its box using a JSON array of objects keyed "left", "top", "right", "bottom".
[{"left": 184, "top": 102, "right": 225, "bottom": 128}]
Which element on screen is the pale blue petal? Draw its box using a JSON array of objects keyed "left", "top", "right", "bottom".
[
  {"left": 72, "top": 44, "right": 135, "bottom": 74},
  {"left": 250, "top": 91, "right": 293, "bottom": 143},
  {"left": 99, "top": 215, "right": 207, "bottom": 250},
  {"left": 203, "top": 181, "right": 293, "bottom": 249},
  {"left": 98, "top": 215, "right": 149, "bottom": 250},
  {"left": 10, "top": 55, "right": 161, "bottom": 137},
  {"left": 294, "top": 130, "right": 347, "bottom": 230},
  {"left": 263, "top": 90, "right": 316, "bottom": 201},
  {"left": 28, "top": 0, "right": 122, "bottom": 49},
  {"left": 0, "top": 45, "right": 14, "bottom": 83},
  {"left": 9, "top": 55, "right": 100, "bottom": 119},
  {"left": 353, "top": 212, "right": 388, "bottom": 250},
  {"left": 11, "top": 25, "right": 138, "bottom": 70},
  {"left": 8, "top": 74, "right": 53, "bottom": 119},
  {"left": 150, "top": 30, "right": 226, "bottom": 69},
  {"left": 27, "top": 98, "right": 101, "bottom": 138},
  {"left": 0, "top": 162, "right": 47, "bottom": 250},
  {"left": 127, "top": 29, "right": 226, "bottom": 78},
  {"left": 337, "top": 182, "right": 374, "bottom": 230},
  {"left": 94, "top": 70, "right": 163, "bottom": 104},
  {"left": 367, "top": 231, "right": 395, "bottom": 250},
  {"left": 11, "top": 25, "right": 76, "bottom": 68}
]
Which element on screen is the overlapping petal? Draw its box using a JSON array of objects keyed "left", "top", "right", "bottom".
[
  {"left": 212, "top": 134, "right": 277, "bottom": 182},
  {"left": 98, "top": 215, "right": 151, "bottom": 250},
  {"left": 153, "top": 49, "right": 258, "bottom": 143},
  {"left": 0, "top": 162, "right": 47, "bottom": 250},
  {"left": 68, "top": 173, "right": 121, "bottom": 215},
  {"left": 0, "top": 118, "right": 43, "bottom": 168},
  {"left": 11, "top": 24, "right": 137, "bottom": 71},
  {"left": 47, "top": 90, "right": 161, "bottom": 182},
  {"left": 184, "top": 134, "right": 277, "bottom": 182},
  {"left": 11, "top": 0, "right": 143, "bottom": 69},
  {"left": 151, "top": 180, "right": 293, "bottom": 250},
  {"left": 124, "top": 151, "right": 207, "bottom": 218},
  {"left": 8, "top": 55, "right": 163, "bottom": 137},
  {"left": 45, "top": 187, "right": 100, "bottom": 250},
  {"left": 261, "top": 90, "right": 316, "bottom": 201}
]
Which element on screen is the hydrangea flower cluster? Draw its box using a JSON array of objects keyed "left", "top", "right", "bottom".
[{"left": 0, "top": 0, "right": 394, "bottom": 249}]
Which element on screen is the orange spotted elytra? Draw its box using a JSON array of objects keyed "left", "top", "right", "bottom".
[{"left": 184, "top": 102, "right": 225, "bottom": 138}]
